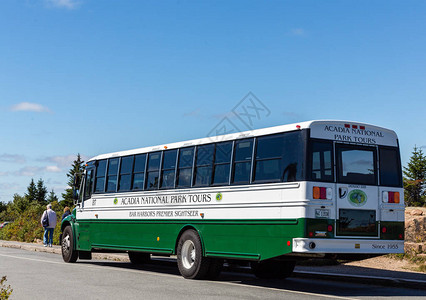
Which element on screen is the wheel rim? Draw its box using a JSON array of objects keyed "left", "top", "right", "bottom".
[
  {"left": 181, "top": 240, "right": 196, "bottom": 269},
  {"left": 62, "top": 234, "right": 70, "bottom": 256}
]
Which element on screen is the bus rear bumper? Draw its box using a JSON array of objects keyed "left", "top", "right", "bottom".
[{"left": 292, "top": 238, "right": 404, "bottom": 254}]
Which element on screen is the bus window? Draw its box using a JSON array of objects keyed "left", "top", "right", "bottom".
[
  {"left": 94, "top": 159, "right": 107, "bottom": 193},
  {"left": 106, "top": 158, "right": 119, "bottom": 192},
  {"left": 337, "top": 145, "right": 377, "bottom": 185},
  {"left": 160, "top": 150, "right": 177, "bottom": 189},
  {"left": 254, "top": 134, "right": 283, "bottom": 182},
  {"left": 132, "top": 154, "right": 146, "bottom": 190},
  {"left": 212, "top": 142, "right": 232, "bottom": 185},
  {"left": 177, "top": 147, "right": 194, "bottom": 188},
  {"left": 379, "top": 147, "right": 402, "bottom": 187},
  {"left": 84, "top": 169, "right": 94, "bottom": 200},
  {"left": 146, "top": 152, "right": 161, "bottom": 190},
  {"left": 118, "top": 156, "right": 134, "bottom": 191},
  {"left": 194, "top": 144, "right": 214, "bottom": 186},
  {"left": 232, "top": 139, "right": 253, "bottom": 184},
  {"left": 309, "top": 141, "right": 333, "bottom": 182}
]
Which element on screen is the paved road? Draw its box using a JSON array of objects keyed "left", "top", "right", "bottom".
[{"left": 0, "top": 247, "right": 424, "bottom": 300}]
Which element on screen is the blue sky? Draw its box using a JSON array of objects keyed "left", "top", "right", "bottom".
[{"left": 1, "top": 0, "right": 425, "bottom": 203}]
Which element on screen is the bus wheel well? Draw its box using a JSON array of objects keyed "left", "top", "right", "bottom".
[
  {"left": 175, "top": 225, "right": 200, "bottom": 254},
  {"left": 61, "top": 221, "right": 71, "bottom": 232}
]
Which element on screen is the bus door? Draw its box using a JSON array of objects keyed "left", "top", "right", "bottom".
[{"left": 334, "top": 143, "right": 379, "bottom": 238}]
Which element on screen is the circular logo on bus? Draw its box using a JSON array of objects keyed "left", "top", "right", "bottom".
[
  {"left": 113, "top": 198, "right": 118, "bottom": 205},
  {"left": 215, "top": 193, "right": 223, "bottom": 201},
  {"left": 348, "top": 190, "right": 367, "bottom": 207}
]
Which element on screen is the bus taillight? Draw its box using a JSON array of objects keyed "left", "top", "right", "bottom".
[
  {"left": 382, "top": 191, "right": 400, "bottom": 203},
  {"left": 313, "top": 187, "right": 332, "bottom": 200}
]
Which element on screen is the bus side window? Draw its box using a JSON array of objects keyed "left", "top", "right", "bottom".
[
  {"left": 84, "top": 169, "right": 94, "bottom": 200},
  {"left": 194, "top": 144, "right": 214, "bottom": 186},
  {"left": 281, "top": 132, "right": 303, "bottom": 182},
  {"left": 94, "top": 159, "right": 107, "bottom": 193},
  {"left": 119, "top": 156, "right": 134, "bottom": 191},
  {"left": 133, "top": 154, "right": 146, "bottom": 190},
  {"left": 379, "top": 147, "right": 402, "bottom": 187},
  {"left": 310, "top": 141, "right": 333, "bottom": 182},
  {"left": 160, "top": 150, "right": 178, "bottom": 189},
  {"left": 106, "top": 158, "right": 119, "bottom": 192},
  {"left": 232, "top": 138, "right": 253, "bottom": 184},
  {"left": 146, "top": 152, "right": 161, "bottom": 190},
  {"left": 253, "top": 134, "right": 284, "bottom": 182},
  {"left": 212, "top": 142, "right": 232, "bottom": 185},
  {"left": 177, "top": 147, "right": 194, "bottom": 188}
]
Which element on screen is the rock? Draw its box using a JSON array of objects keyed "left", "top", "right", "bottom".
[{"left": 411, "top": 209, "right": 424, "bottom": 216}]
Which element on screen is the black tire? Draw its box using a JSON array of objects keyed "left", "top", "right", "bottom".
[
  {"left": 206, "top": 258, "right": 223, "bottom": 280},
  {"left": 177, "top": 229, "right": 210, "bottom": 279},
  {"left": 62, "top": 226, "right": 78, "bottom": 263},
  {"left": 128, "top": 252, "right": 151, "bottom": 265},
  {"left": 251, "top": 260, "right": 295, "bottom": 279}
]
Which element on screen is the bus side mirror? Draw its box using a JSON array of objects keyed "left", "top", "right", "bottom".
[
  {"left": 72, "top": 174, "right": 80, "bottom": 203},
  {"left": 72, "top": 188, "right": 79, "bottom": 201}
]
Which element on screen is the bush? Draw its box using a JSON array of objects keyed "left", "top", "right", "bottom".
[
  {"left": 0, "top": 201, "right": 65, "bottom": 245},
  {"left": 0, "top": 276, "right": 13, "bottom": 300}
]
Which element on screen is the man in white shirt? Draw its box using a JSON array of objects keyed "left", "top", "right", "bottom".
[{"left": 40, "top": 203, "right": 57, "bottom": 247}]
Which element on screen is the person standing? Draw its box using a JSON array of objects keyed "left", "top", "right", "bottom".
[
  {"left": 40, "top": 204, "right": 57, "bottom": 247},
  {"left": 62, "top": 206, "right": 71, "bottom": 221}
]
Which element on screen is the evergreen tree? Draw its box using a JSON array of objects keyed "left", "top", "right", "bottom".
[
  {"left": 62, "top": 154, "right": 85, "bottom": 207},
  {"left": 403, "top": 146, "right": 426, "bottom": 207},
  {"left": 47, "top": 189, "right": 59, "bottom": 203},
  {"left": 25, "top": 179, "right": 38, "bottom": 202},
  {"left": 12, "top": 193, "right": 30, "bottom": 213},
  {"left": 36, "top": 178, "right": 48, "bottom": 205}
]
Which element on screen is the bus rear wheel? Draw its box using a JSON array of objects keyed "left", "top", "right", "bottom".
[
  {"left": 62, "top": 226, "right": 78, "bottom": 263},
  {"left": 177, "top": 229, "right": 210, "bottom": 279},
  {"left": 128, "top": 252, "right": 151, "bottom": 265},
  {"left": 251, "top": 260, "right": 295, "bottom": 279}
]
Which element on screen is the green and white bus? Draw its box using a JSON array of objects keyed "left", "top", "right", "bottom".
[{"left": 61, "top": 120, "right": 404, "bottom": 279}]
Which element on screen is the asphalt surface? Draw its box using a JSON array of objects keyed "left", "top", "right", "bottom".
[{"left": 1, "top": 240, "right": 426, "bottom": 290}]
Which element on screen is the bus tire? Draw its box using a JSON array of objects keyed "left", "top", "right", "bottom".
[
  {"left": 128, "top": 252, "right": 151, "bottom": 265},
  {"left": 62, "top": 226, "right": 78, "bottom": 263},
  {"left": 177, "top": 229, "right": 210, "bottom": 279},
  {"left": 251, "top": 260, "right": 295, "bottom": 279}
]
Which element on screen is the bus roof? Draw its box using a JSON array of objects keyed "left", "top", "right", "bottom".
[{"left": 88, "top": 120, "right": 398, "bottom": 162}]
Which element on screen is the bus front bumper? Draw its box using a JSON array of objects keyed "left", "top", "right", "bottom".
[{"left": 292, "top": 238, "right": 404, "bottom": 254}]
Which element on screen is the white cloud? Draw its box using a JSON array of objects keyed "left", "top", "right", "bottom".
[
  {"left": 14, "top": 166, "right": 41, "bottom": 177},
  {"left": 0, "top": 154, "right": 26, "bottom": 164},
  {"left": 38, "top": 154, "right": 89, "bottom": 168},
  {"left": 45, "top": 165, "right": 62, "bottom": 173},
  {"left": 45, "top": 0, "right": 80, "bottom": 9},
  {"left": 10, "top": 102, "right": 51, "bottom": 113}
]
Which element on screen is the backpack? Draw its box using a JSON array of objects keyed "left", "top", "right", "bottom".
[{"left": 42, "top": 211, "right": 49, "bottom": 227}]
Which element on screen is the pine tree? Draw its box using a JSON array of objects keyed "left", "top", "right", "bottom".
[
  {"left": 47, "top": 189, "right": 59, "bottom": 203},
  {"left": 36, "top": 178, "right": 48, "bottom": 205},
  {"left": 25, "top": 179, "right": 38, "bottom": 203},
  {"left": 403, "top": 146, "right": 426, "bottom": 207},
  {"left": 62, "top": 154, "right": 85, "bottom": 207}
]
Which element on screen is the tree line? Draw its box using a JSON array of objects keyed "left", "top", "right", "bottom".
[{"left": 0, "top": 155, "right": 85, "bottom": 243}]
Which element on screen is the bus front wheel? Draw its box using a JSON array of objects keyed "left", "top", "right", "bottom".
[
  {"left": 62, "top": 226, "right": 78, "bottom": 263},
  {"left": 177, "top": 229, "right": 210, "bottom": 279}
]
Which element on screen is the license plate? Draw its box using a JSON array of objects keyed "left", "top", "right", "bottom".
[{"left": 315, "top": 209, "right": 330, "bottom": 218}]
